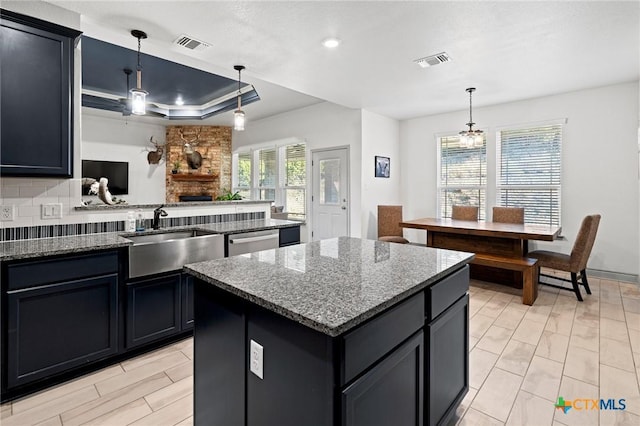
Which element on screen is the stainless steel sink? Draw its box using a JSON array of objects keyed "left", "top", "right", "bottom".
[{"left": 126, "top": 230, "right": 224, "bottom": 278}]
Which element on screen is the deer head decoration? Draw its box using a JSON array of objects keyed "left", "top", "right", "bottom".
[
  {"left": 146, "top": 136, "right": 165, "bottom": 164},
  {"left": 180, "top": 128, "right": 203, "bottom": 170}
]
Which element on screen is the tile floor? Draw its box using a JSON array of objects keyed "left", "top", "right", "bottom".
[{"left": 1, "top": 272, "right": 639, "bottom": 426}]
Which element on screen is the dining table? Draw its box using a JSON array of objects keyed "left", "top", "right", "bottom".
[{"left": 400, "top": 217, "right": 562, "bottom": 303}]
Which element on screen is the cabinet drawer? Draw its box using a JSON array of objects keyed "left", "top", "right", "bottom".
[
  {"left": 426, "top": 266, "right": 468, "bottom": 321},
  {"left": 279, "top": 226, "right": 300, "bottom": 247},
  {"left": 7, "top": 251, "right": 119, "bottom": 290},
  {"left": 342, "top": 292, "right": 424, "bottom": 385}
]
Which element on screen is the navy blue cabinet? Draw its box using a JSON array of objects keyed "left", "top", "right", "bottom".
[
  {"left": 2, "top": 251, "right": 119, "bottom": 393},
  {"left": 0, "top": 9, "right": 80, "bottom": 177}
]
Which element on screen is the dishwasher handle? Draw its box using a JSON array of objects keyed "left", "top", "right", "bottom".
[{"left": 229, "top": 233, "right": 279, "bottom": 244}]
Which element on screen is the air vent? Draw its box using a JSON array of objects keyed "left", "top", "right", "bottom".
[
  {"left": 414, "top": 52, "right": 451, "bottom": 68},
  {"left": 174, "top": 34, "right": 211, "bottom": 51}
]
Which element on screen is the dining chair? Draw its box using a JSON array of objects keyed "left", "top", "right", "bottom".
[
  {"left": 528, "top": 214, "right": 601, "bottom": 301},
  {"left": 377, "top": 205, "right": 409, "bottom": 244},
  {"left": 451, "top": 205, "right": 479, "bottom": 221},
  {"left": 492, "top": 207, "right": 525, "bottom": 224}
]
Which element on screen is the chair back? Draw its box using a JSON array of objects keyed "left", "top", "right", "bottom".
[
  {"left": 378, "top": 205, "right": 404, "bottom": 238},
  {"left": 452, "top": 205, "right": 479, "bottom": 221},
  {"left": 570, "top": 214, "right": 601, "bottom": 271},
  {"left": 493, "top": 207, "right": 525, "bottom": 224}
]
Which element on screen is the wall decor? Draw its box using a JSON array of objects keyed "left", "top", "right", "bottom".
[
  {"left": 375, "top": 156, "right": 390, "bottom": 178},
  {"left": 146, "top": 136, "right": 165, "bottom": 164}
]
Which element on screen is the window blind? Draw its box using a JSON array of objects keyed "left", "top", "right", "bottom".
[
  {"left": 284, "top": 144, "right": 306, "bottom": 217},
  {"left": 236, "top": 152, "right": 251, "bottom": 188},
  {"left": 258, "top": 148, "right": 277, "bottom": 189},
  {"left": 439, "top": 135, "right": 486, "bottom": 219},
  {"left": 497, "top": 124, "right": 562, "bottom": 226}
]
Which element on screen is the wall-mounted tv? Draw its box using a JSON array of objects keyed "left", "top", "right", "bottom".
[{"left": 82, "top": 160, "right": 129, "bottom": 195}]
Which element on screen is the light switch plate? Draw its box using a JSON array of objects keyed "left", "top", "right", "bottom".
[
  {"left": 41, "top": 203, "right": 63, "bottom": 219},
  {"left": 250, "top": 339, "right": 264, "bottom": 379}
]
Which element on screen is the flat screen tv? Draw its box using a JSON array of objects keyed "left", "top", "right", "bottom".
[{"left": 82, "top": 160, "right": 129, "bottom": 195}]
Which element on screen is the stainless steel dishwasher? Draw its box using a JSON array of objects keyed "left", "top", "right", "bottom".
[{"left": 227, "top": 229, "right": 280, "bottom": 256}]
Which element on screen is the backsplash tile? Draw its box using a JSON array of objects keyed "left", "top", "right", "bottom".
[{"left": 0, "top": 211, "right": 265, "bottom": 241}]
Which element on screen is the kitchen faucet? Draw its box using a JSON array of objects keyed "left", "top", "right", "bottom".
[{"left": 152, "top": 205, "right": 168, "bottom": 230}]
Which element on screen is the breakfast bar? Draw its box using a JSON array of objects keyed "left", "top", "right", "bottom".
[{"left": 185, "top": 237, "right": 474, "bottom": 426}]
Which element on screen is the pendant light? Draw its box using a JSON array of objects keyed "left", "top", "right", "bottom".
[
  {"left": 130, "top": 30, "right": 148, "bottom": 115},
  {"left": 459, "top": 87, "right": 483, "bottom": 148},
  {"left": 234, "top": 65, "right": 246, "bottom": 131}
]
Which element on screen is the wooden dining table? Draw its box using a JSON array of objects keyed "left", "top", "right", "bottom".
[{"left": 400, "top": 217, "right": 562, "bottom": 304}]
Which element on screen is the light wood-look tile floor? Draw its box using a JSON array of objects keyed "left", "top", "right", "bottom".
[{"left": 1, "top": 272, "right": 639, "bottom": 426}]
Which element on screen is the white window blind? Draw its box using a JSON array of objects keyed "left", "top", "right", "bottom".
[
  {"left": 497, "top": 124, "right": 562, "bottom": 226},
  {"left": 258, "top": 148, "right": 277, "bottom": 201},
  {"left": 438, "top": 135, "right": 486, "bottom": 219},
  {"left": 233, "top": 152, "right": 252, "bottom": 199},
  {"left": 283, "top": 144, "right": 306, "bottom": 218}
]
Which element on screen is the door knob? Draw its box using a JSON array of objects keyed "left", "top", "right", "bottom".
[{"left": 341, "top": 206, "right": 346, "bottom": 210}]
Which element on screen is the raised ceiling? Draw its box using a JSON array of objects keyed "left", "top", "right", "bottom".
[
  {"left": 50, "top": 1, "right": 639, "bottom": 122},
  {"left": 81, "top": 36, "right": 260, "bottom": 119}
]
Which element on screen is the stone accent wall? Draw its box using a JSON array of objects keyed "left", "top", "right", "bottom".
[{"left": 165, "top": 125, "right": 232, "bottom": 203}]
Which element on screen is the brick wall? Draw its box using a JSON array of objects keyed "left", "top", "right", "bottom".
[{"left": 165, "top": 125, "right": 232, "bottom": 203}]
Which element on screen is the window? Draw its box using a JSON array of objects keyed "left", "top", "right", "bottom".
[
  {"left": 438, "top": 135, "right": 486, "bottom": 219},
  {"left": 283, "top": 144, "right": 306, "bottom": 219},
  {"left": 232, "top": 143, "right": 307, "bottom": 219},
  {"left": 234, "top": 152, "right": 252, "bottom": 200},
  {"left": 497, "top": 123, "right": 562, "bottom": 226},
  {"left": 258, "top": 148, "right": 277, "bottom": 201}
]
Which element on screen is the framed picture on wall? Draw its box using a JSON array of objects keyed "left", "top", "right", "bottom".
[{"left": 375, "top": 156, "right": 390, "bottom": 178}]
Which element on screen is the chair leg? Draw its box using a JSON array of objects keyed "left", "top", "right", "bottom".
[
  {"left": 581, "top": 269, "right": 592, "bottom": 294},
  {"left": 571, "top": 272, "right": 583, "bottom": 302}
]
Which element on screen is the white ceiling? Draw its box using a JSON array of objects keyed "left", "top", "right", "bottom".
[{"left": 49, "top": 0, "right": 639, "bottom": 124}]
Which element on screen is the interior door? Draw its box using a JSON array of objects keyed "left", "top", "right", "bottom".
[{"left": 311, "top": 148, "right": 349, "bottom": 241}]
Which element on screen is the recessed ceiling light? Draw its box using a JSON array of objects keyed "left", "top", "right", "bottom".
[
  {"left": 322, "top": 37, "right": 341, "bottom": 48},
  {"left": 175, "top": 96, "right": 184, "bottom": 106}
]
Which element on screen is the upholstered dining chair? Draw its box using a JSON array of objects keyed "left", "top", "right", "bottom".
[
  {"left": 451, "top": 205, "right": 479, "bottom": 221},
  {"left": 377, "top": 205, "right": 409, "bottom": 244},
  {"left": 528, "top": 214, "right": 601, "bottom": 301},
  {"left": 492, "top": 207, "right": 525, "bottom": 224}
]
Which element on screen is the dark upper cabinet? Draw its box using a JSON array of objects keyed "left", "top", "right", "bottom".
[{"left": 0, "top": 9, "right": 80, "bottom": 177}]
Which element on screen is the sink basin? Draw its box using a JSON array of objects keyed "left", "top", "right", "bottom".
[
  {"left": 126, "top": 230, "right": 224, "bottom": 278},
  {"left": 126, "top": 230, "right": 210, "bottom": 245}
]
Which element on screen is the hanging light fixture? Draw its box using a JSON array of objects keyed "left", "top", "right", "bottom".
[
  {"left": 234, "top": 65, "right": 246, "bottom": 131},
  {"left": 459, "top": 87, "right": 483, "bottom": 148},
  {"left": 130, "top": 30, "right": 148, "bottom": 115}
]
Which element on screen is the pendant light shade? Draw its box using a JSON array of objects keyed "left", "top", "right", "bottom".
[
  {"left": 234, "top": 65, "right": 246, "bottom": 131},
  {"left": 130, "top": 30, "right": 148, "bottom": 115},
  {"left": 459, "top": 87, "right": 483, "bottom": 148}
]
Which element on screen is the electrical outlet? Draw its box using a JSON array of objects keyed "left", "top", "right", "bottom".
[
  {"left": 41, "top": 203, "right": 63, "bottom": 219},
  {"left": 0, "top": 205, "right": 14, "bottom": 221},
  {"left": 250, "top": 339, "right": 264, "bottom": 379}
]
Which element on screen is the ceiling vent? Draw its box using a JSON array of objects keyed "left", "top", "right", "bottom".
[
  {"left": 174, "top": 34, "right": 211, "bottom": 51},
  {"left": 414, "top": 52, "right": 451, "bottom": 68}
]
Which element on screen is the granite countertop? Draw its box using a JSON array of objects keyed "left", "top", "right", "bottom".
[
  {"left": 1, "top": 219, "right": 302, "bottom": 261},
  {"left": 0, "top": 233, "right": 131, "bottom": 261},
  {"left": 184, "top": 237, "right": 474, "bottom": 337}
]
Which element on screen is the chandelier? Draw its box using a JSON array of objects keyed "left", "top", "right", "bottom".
[{"left": 459, "top": 87, "right": 483, "bottom": 148}]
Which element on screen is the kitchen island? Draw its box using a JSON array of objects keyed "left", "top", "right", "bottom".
[{"left": 185, "top": 237, "right": 474, "bottom": 426}]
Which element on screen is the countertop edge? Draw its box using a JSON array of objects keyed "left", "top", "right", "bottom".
[{"left": 185, "top": 258, "right": 471, "bottom": 337}]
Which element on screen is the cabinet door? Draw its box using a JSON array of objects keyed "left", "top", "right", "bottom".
[
  {"left": 126, "top": 273, "right": 181, "bottom": 348},
  {"left": 181, "top": 274, "right": 194, "bottom": 330},
  {"left": 426, "top": 294, "right": 469, "bottom": 426},
  {"left": 0, "top": 10, "right": 80, "bottom": 177},
  {"left": 6, "top": 274, "right": 118, "bottom": 388},
  {"left": 279, "top": 226, "right": 300, "bottom": 247},
  {"left": 342, "top": 331, "right": 423, "bottom": 426}
]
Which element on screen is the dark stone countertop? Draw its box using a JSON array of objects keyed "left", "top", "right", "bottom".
[{"left": 184, "top": 237, "right": 474, "bottom": 337}]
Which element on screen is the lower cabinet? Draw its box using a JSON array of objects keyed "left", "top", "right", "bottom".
[
  {"left": 426, "top": 294, "right": 469, "bottom": 426},
  {"left": 181, "top": 274, "right": 194, "bottom": 330},
  {"left": 342, "top": 331, "right": 424, "bottom": 426},
  {"left": 126, "top": 273, "right": 181, "bottom": 349},
  {"left": 3, "top": 250, "right": 120, "bottom": 395}
]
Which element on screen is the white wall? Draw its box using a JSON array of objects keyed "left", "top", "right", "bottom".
[
  {"left": 400, "top": 81, "right": 639, "bottom": 277},
  {"left": 82, "top": 112, "right": 166, "bottom": 205},
  {"left": 361, "top": 110, "right": 401, "bottom": 239},
  {"left": 234, "top": 101, "right": 363, "bottom": 239}
]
